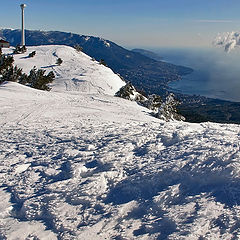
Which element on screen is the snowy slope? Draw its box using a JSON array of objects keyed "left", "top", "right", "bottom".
[
  {"left": 4, "top": 45, "right": 125, "bottom": 95},
  {"left": 1, "top": 46, "right": 240, "bottom": 240}
]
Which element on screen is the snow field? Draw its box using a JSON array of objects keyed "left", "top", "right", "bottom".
[
  {"left": 3, "top": 45, "right": 125, "bottom": 95},
  {"left": 1, "top": 46, "right": 240, "bottom": 239}
]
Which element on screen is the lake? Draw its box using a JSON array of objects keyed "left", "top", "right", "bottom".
[{"left": 152, "top": 47, "right": 240, "bottom": 102}]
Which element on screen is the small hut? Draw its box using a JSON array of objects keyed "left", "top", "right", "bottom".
[{"left": 0, "top": 39, "right": 10, "bottom": 48}]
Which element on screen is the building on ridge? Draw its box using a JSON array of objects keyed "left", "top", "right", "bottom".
[{"left": 0, "top": 39, "right": 10, "bottom": 48}]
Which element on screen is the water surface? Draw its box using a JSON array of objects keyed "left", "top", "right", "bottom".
[{"left": 152, "top": 47, "right": 240, "bottom": 102}]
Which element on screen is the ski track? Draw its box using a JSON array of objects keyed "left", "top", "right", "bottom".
[
  {"left": 1, "top": 46, "right": 240, "bottom": 239},
  {"left": 1, "top": 94, "right": 240, "bottom": 239}
]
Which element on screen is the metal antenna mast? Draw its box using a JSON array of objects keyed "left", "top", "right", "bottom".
[{"left": 20, "top": 4, "right": 27, "bottom": 46}]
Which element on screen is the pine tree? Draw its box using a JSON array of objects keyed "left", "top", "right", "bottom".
[
  {"left": 28, "top": 51, "right": 36, "bottom": 58},
  {"left": 56, "top": 58, "right": 63, "bottom": 66},
  {"left": 13, "top": 45, "right": 27, "bottom": 54},
  {"left": 0, "top": 55, "right": 14, "bottom": 73},
  {"left": 0, "top": 52, "right": 55, "bottom": 90},
  {"left": 143, "top": 94, "right": 162, "bottom": 112},
  {"left": 74, "top": 44, "right": 83, "bottom": 52},
  {"left": 99, "top": 59, "right": 107, "bottom": 66},
  {"left": 18, "top": 73, "right": 28, "bottom": 85},
  {"left": 115, "top": 82, "right": 146, "bottom": 102},
  {"left": 27, "top": 67, "right": 55, "bottom": 91},
  {"left": 116, "top": 83, "right": 184, "bottom": 121},
  {"left": 0, "top": 55, "right": 15, "bottom": 84},
  {"left": 156, "top": 93, "right": 185, "bottom": 121},
  {"left": 1, "top": 65, "right": 23, "bottom": 82}
]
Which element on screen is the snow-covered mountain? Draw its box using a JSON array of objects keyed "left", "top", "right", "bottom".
[
  {"left": 3, "top": 45, "right": 125, "bottom": 95},
  {"left": 0, "top": 29, "right": 193, "bottom": 95},
  {"left": 1, "top": 45, "right": 240, "bottom": 240}
]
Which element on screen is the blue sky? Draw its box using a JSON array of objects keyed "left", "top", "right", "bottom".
[{"left": 1, "top": 0, "right": 239, "bottom": 48}]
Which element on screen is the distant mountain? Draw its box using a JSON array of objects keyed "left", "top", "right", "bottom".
[
  {"left": 0, "top": 29, "right": 192, "bottom": 96},
  {"left": 132, "top": 48, "right": 163, "bottom": 61}
]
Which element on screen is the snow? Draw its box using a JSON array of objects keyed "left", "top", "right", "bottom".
[
  {"left": 104, "top": 40, "right": 111, "bottom": 47},
  {"left": 1, "top": 45, "right": 240, "bottom": 239},
  {"left": 4, "top": 45, "right": 125, "bottom": 95},
  {"left": 100, "top": 38, "right": 111, "bottom": 47},
  {"left": 14, "top": 163, "right": 31, "bottom": 174},
  {"left": 0, "top": 27, "right": 16, "bottom": 31}
]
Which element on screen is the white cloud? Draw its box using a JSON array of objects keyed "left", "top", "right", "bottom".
[
  {"left": 196, "top": 19, "right": 233, "bottom": 23},
  {"left": 214, "top": 31, "right": 240, "bottom": 52}
]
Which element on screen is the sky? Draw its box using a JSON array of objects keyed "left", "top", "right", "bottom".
[{"left": 1, "top": 0, "right": 240, "bottom": 48}]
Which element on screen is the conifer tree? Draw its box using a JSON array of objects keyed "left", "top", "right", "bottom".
[
  {"left": 0, "top": 55, "right": 15, "bottom": 84},
  {"left": 144, "top": 94, "right": 162, "bottom": 111},
  {"left": 13, "top": 45, "right": 27, "bottom": 54},
  {"left": 56, "top": 58, "right": 63, "bottom": 66},
  {"left": 99, "top": 59, "right": 107, "bottom": 66},
  {"left": 157, "top": 93, "right": 185, "bottom": 121},
  {"left": 1, "top": 65, "right": 23, "bottom": 82},
  {"left": 74, "top": 44, "right": 83, "bottom": 52},
  {"left": 0, "top": 55, "right": 14, "bottom": 73},
  {"left": 27, "top": 67, "right": 55, "bottom": 91},
  {"left": 28, "top": 51, "right": 36, "bottom": 58},
  {"left": 0, "top": 52, "right": 55, "bottom": 90}
]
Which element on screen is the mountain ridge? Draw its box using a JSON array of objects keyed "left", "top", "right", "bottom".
[
  {"left": 0, "top": 28, "right": 193, "bottom": 96},
  {"left": 2, "top": 29, "right": 240, "bottom": 124}
]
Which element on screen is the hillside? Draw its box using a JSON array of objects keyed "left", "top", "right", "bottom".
[
  {"left": 3, "top": 45, "right": 125, "bottom": 95},
  {"left": 0, "top": 29, "right": 192, "bottom": 95},
  {"left": 132, "top": 48, "right": 163, "bottom": 61},
  {"left": 1, "top": 46, "right": 240, "bottom": 239},
  {"left": 3, "top": 29, "right": 240, "bottom": 125}
]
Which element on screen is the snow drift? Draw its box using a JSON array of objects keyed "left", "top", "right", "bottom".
[{"left": 1, "top": 45, "right": 240, "bottom": 239}]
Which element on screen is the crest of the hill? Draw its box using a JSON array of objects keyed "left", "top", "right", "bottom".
[
  {"left": 2, "top": 45, "right": 125, "bottom": 95},
  {"left": 0, "top": 29, "right": 192, "bottom": 96}
]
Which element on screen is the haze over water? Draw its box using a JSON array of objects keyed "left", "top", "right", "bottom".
[{"left": 153, "top": 47, "right": 240, "bottom": 102}]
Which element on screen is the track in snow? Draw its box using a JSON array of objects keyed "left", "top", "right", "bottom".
[
  {"left": 1, "top": 46, "right": 240, "bottom": 239},
  {"left": 1, "top": 86, "right": 240, "bottom": 239}
]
